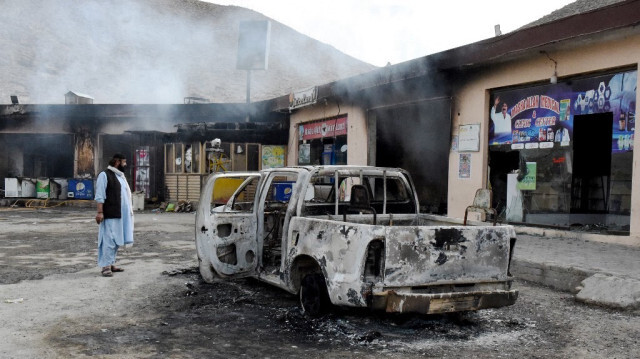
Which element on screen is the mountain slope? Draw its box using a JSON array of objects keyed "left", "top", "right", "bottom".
[{"left": 0, "top": 0, "right": 376, "bottom": 104}]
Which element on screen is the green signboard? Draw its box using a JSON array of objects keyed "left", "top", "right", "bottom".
[{"left": 517, "top": 162, "right": 537, "bottom": 190}]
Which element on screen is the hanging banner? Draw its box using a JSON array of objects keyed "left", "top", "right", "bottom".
[
  {"left": 489, "top": 70, "right": 636, "bottom": 154},
  {"left": 299, "top": 116, "right": 348, "bottom": 141}
]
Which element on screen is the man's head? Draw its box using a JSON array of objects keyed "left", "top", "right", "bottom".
[
  {"left": 501, "top": 103, "right": 508, "bottom": 115},
  {"left": 109, "top": 153, "right": 127, "bottom": 171}
]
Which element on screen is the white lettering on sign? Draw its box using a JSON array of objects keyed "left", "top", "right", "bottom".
[{"left": 289, "top": 86, "right": 318, "bottom": 110}]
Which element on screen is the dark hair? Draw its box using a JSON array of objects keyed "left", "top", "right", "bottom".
[{"left": 109, "top": 153, "right": 126, "bottom": 166}]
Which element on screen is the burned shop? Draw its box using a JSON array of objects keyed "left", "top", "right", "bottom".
[{"left": 0, "top": 99, "right": 288, "bottom": 205}]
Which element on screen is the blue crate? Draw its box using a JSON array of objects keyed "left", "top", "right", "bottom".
[
  {"left": 68, "top": 179, "right": 94, "bottom": 200},
  {"left": 272, "top": 181, "right": 294, "bottom": 201}
]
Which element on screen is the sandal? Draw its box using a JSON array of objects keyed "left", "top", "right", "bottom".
[
  {"left": 111, "top": 266, "right": 124, "bottom": 272},
  {"left": 101, "top": 267, "right": 113, "bottom": 277}
]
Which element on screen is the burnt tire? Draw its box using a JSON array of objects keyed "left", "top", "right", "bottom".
[
  {"left": 197, "top": 254, "right": 218, "bottom": 283},
  {"left": 300, "top": 273, "right": 331, "bottom": 317}
]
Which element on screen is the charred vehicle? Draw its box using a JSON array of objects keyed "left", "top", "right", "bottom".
[{"left": 196, "top": 166, "right": 518, "bottom": 316}]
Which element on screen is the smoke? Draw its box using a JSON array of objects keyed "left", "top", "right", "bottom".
[{"left": 0, "top": 0, "right": 375, "bottom": 105}]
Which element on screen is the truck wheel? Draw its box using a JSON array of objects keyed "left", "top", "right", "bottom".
[{"left": 300, "top": 273, "right": 330, "bottom": 317}]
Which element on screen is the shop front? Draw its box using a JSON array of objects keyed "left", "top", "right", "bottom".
[
  {"left": 297, "top": 115, "right": 348, "bottom": 166},
  {"left": 488, "top": 69, "right": 636, "bottom": 232},
  {"left": 164, "top": 140, "right": 287, "bottom": 202}
]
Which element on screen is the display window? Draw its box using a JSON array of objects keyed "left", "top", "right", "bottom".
[
  {"left": 165, "top": 142, "right": 203, "bottom": 174},
  {"left": 488, "top": 69, "right": 636, "bottom": 232},
  {"left": 297, "top": 115, "right": 348, "bottom": 165}
]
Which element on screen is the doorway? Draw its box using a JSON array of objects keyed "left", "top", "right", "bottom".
[{"left": 570, "top": 113, "right": 613, "bottom": 214}]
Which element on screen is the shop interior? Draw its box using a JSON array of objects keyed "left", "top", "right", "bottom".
[
  {"left": 490, "top": 111, "right": 632, "bottom": 233},
  {"left": 373, "top": 99, "right": 451, "bottom": 214}
]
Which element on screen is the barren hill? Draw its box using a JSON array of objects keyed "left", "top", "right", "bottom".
[{"left": 0, "top": 0, "right": 376, "bottom": 104}]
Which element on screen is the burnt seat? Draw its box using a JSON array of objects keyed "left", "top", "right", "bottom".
[{"left": 343, "top": 185, "right": 377, "bottom": 225}]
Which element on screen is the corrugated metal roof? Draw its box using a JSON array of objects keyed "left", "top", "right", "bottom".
[{"left": 520, "top": 0, "right": 629, "bottom": 30}]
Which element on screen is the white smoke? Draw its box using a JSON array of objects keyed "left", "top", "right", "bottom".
[{"left": 0, "top": 0, "right": 375, "bottom": 105}]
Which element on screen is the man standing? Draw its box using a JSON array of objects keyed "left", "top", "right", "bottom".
[
  {"left": 95, "top": 153, "right": 134, "bottom": 277},
  {"left": 490, "top": 96, "right": 512, "bottom": 140}
]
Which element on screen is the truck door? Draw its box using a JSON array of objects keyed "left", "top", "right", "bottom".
[{"left": 196, "top": 173, "right": 262, "bottom": 278}]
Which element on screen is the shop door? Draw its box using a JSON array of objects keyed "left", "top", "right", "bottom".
[{"left": 571, "top": 113, "right": 613, "bottom": 213}]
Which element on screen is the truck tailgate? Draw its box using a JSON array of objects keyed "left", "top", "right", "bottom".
[{"left": 384, "top": 226, "right": 514, "bottom": 287}]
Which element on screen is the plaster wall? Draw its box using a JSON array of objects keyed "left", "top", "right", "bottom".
[
  {"left": 450, "top": 33, "right": 640, "bottom": 243},
  {"left": 287, "top": 102, "right": 368, "bottom": 166}
]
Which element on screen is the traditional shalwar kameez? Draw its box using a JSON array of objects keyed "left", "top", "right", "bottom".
[{"left": 95, "top": 167, "right": 134, "bottom": 267}]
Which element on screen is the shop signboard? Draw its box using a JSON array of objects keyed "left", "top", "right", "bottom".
[
  {"left": 289, "top": 86, "right": 318, "bottom": 110},
  {"left": 299, "top": 116, "right": 348, "bottom": 141},
  {"left": 489, "top": 70, "right": 636, "bottom": 154}
]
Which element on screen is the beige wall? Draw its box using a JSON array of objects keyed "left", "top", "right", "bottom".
[
  {"left": 449, "top": 33, "right": 640, "bottom": 242},
  {"left": 287, "top": 101, "right": 368, "bottom": 166}
]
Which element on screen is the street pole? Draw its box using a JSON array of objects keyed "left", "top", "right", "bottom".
[{"left": 246, "top": 69, "right": 251, "bottom": 122}]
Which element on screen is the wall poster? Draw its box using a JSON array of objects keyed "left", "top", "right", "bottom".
[
  {"left": 261, "top": 145, "right": 286, "bottom": 168},
  {"left": 134, "top": 146, "right": 150, "bottom": 198},
  {"left": 459, "top": 153, "right": 471, "bottom": 178},
  {"left": 489, "top": 70, "right": 636, "bottom": 154},
  {"left": 298, "top": 143, "right": 311, "bottom": 164},
  {"left": 458, "top": 124, "right": 480, "bottom": 152}
]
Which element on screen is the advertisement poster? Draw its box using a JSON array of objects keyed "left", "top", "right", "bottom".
[
  {"left": 489, "top": 70, "right": 636, "bottom": 154},
  {"left": 459, "top": 154, "right": 471, "bottom": 178},
  {"left": 134, "top": 146, "right": 150, "bottom": 198},
  {"left": 261, "top": 145, "right": 286, "bottom": 168},
  {"left": 298, "top": 143, "right": 310, "bottom": 164},
  {"left": 517, "top": 162, "right": 537, "bottom": 190}
]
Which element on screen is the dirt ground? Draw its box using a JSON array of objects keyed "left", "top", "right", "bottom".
[{"left": 1, "top": 207, "right": 639, "bottom": 358}]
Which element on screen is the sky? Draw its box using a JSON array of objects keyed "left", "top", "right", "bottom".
[{"left": 207, "top": 0, "right": 576, "bottom": 67}]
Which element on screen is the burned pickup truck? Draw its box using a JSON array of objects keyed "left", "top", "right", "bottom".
[{"left": 196, "top": 166, "right": 517, "bottom": 316}]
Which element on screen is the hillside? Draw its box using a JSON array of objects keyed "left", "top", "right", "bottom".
[{"left": 0, "top": 0, "right": 376, "bottom": 104}]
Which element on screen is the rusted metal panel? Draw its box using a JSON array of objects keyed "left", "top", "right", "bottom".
[
  {"left": 384, "top": 225, "right": 513, "bottom": 286},
  {"left": 75, "top": 134, "right": 94, "bottom": 177},
  {"left": 286, "top": 216, "right": 387, "bottom": 307},
  {"left": 372, "top": 289, "right": 518, "bottom": 314}
]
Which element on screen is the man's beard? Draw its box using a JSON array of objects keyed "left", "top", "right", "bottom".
[{"left": 117, "top": 165, "right": 126, "bottom": 171}]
